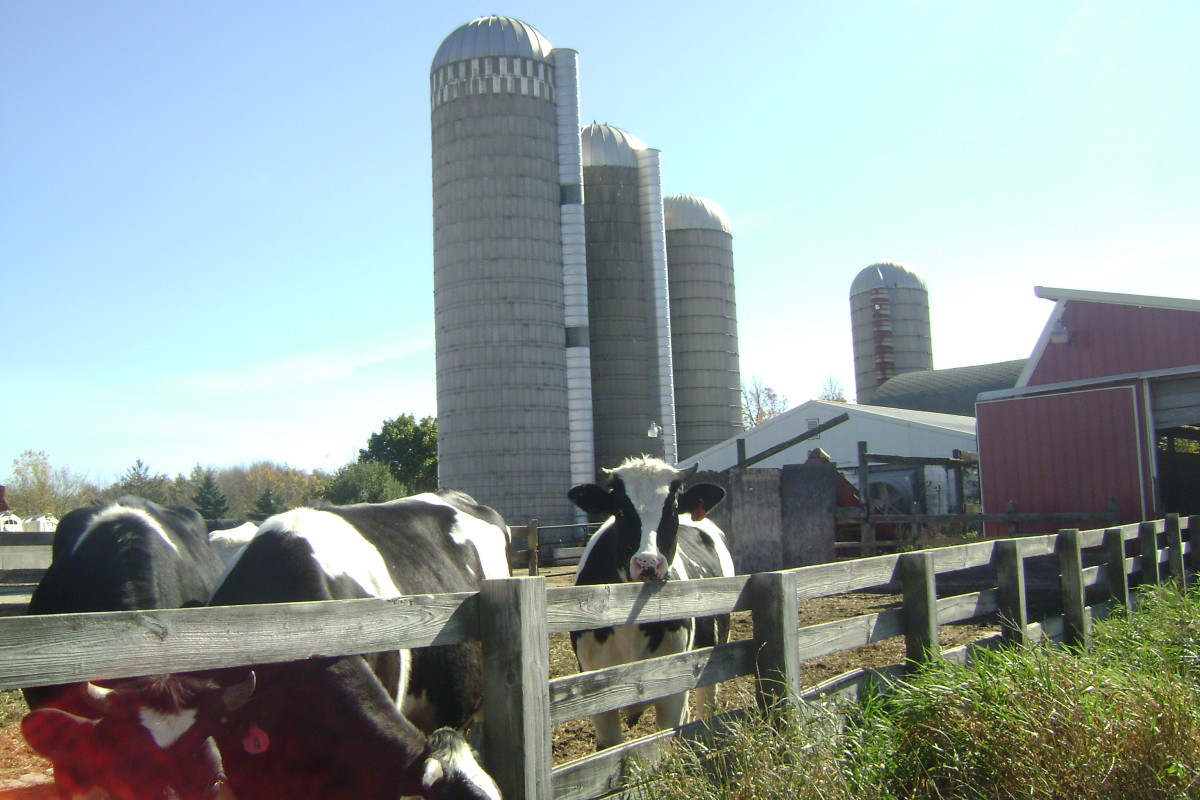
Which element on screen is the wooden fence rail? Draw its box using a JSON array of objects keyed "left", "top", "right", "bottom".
[{"left": 0, "top": 514, "right": 1197, "bottom": 800}]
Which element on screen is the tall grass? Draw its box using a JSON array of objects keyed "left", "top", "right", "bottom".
[{"left": 631, "top": 583, "right": 1200, "bottom": 800}]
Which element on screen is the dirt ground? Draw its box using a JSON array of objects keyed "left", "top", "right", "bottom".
[{"left": 0, "top": 565, "right": 998, "bottom": 788}]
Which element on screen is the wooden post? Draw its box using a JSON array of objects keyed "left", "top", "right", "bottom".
[
  {"left": 857, "top": 441, "right": 876, "bottom": 557},
  {"left": 1190, "top": 516, "right": 1200, "bottom": 577},
  {"left": 1139, "top": 521, "right": 1160, "bottom": 587},
  {"left": 480, "top": 577, "right": 551, "bottom": 800},
  {"left": 527, "top": 518, "right": 539, "bottom": 577},
  {"left": 1006, "top": 500, "right": 1019, "bottom": 537},
  {"left": 900, "top": 551, "right": 938, "bottom": 670},
  {"left": 994, "top": 538, "right": 1028, "bottom": 645},
  {"left": 1166, "top": 514, "right": 1185, "bottom": 591},
  {"left": 1103, "top": 527, "right": 1131, "bottom": 609},
  {"left": 736, "top": 438, "right": 747, "bottom": 466},
  {"left": 1057, "top": 529, "right": 1089, "bottom": 649},
  {"left": 750, "top": 570, "right": 801, "bottom": 711}
]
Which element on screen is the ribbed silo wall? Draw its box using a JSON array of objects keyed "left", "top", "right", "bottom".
[
  {"left": 584, "top": 163, "right": 664, "bottom": 471},
  {"left": 431, "top": 57, "right": 573, "bottom": 524},
  {"left": 665, "top": 226, "right": 742, "bottom": 458},
  {"left": 850, "top": 285, "right": 932, "bottom": 405}
]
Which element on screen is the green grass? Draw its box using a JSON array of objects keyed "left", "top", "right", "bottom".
[{"left": 631, "top": 583, "right": 1200, "bottom": 800}]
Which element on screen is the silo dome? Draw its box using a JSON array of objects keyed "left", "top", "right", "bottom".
[
  {"left": 664, "top": 194, "right": 731, "bottom": 234},
  {"left": 580, "top": 124, "right": 646, "bottom": 167},
  {"left": 850, "top": 261, "right": 927, "bottom": 296},
  {"left": 431, "top": 16, "right": 553, "bottom": 69}
]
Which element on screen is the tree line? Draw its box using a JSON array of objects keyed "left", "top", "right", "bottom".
[{"left": 3, "top": 414, "right": 439, "bottom": 522}]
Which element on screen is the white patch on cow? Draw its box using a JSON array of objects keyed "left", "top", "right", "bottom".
[
  {"left": 73, "top": 503, "right": 180, "bottom": 556},
  {"left": 691, "top": 517, "right": 736, "bottom": 577},
  {"left": 138, "top": 706, "right": 197, "bottom": 748},
  {"left": 410, "top": 493, "right": 511, "bottom": 581},
  {"left": 268, "top": 508, "right": 403, "bottom": 598},
  {"left": 208, "top": 522, "right": 258, "bottom": 566}
]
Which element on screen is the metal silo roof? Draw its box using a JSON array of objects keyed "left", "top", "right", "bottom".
[
  {"left": 580, "top": 123, "right": 646, "bottom": 168},
  {"left": 432, "top": 16, "right": 554, "bottom": 71},
  {"left": 664, "top": 194, "right": 731, "bottom": 233},
  {"left": 850, "top": 261, "right": 928, "bottom": 296}
]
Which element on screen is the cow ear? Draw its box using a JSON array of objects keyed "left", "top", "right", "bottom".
[
  {"left": 679, "top": 484, "right": 725, "bottom": 521},
  {"left": 22, "top": 708, "right": 95, "bottom": 759},
  {"left": 568, "top": 484, "right": 614, "bottom": 517}
]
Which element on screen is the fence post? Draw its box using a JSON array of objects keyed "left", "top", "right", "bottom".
[
  {"left": 479, "top": 576, "right": 551, "bottom": 800},
  {"left": 1139, "top": 521, "right": 1161, "bottom": 587},
  {"left": 858, "top": 441, "right": 876, "bottom": 557},
  {"left": 527, "top": 518, "right": 539, "bottom": 577},
  {"left": 1057, "top": 529, "right": 1089, "bottom": 649},
  {"left": 750, "top": 570, "right": 801, "bottom": 711},
  {"left": 900, "top": 551, "right": 938, "bottom": 670},
  {"left": 1191, "top": 516, "right": 1200, "bottom": 577},
  {"left": 994, "top": 538, "right": 1028, "bottom": 645},
  {"left": 1103, "top": 527, "right": 1131, "bottom": 609},
  {"left": 1166, "top": 514, "right": 1185, "bottom": 591}
]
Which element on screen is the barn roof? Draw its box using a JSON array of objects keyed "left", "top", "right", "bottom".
[
  {"left": 678, "top": 399, "right": 976, "bottom": 473},
  {"left": 870, "top": 359, "right": 1027, "bottom": 416}
]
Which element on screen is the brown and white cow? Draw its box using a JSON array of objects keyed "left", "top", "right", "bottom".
[
  {"left": 28, "top": 490, "right": 510, "bottom": 800},
  {"left": 568, "top": 456, "right": 735, "bottom": 749}
]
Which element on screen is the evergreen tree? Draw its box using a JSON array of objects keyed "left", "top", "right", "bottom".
[
  {"left": 191, "top": 470, "right": 230, "bottom": 521},
  {"left": 250, "top": 487, "right": 286, "bottom": 521},
  {"left": 116, "top": 459, "right": 170, "bottom": 503}
]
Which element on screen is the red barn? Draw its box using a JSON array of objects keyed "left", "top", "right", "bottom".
[{"left": 977, "top": 287, "right": 1200, "bottom": 536}]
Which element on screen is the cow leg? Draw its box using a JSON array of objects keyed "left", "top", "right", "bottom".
[
  {"left": 692, "top": 683, "right": 718, "bottom": 719},
  {"left": 653, "top": 691, "right": 690, "bottom": 732},
  {"left": 592, "top": 709, "right": 625, "bottom": 750}
]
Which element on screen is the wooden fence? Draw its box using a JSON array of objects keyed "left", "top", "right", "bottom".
[{"left": 0, "top": 514, "right": 1197, "bottom": 800}]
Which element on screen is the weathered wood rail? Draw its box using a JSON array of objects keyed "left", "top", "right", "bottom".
[{"left": 0, "top": 514, "right": 1196, "bottom": 800}]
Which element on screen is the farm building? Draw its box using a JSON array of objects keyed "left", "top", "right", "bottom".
[
  {"left": 678, "top": 399, "right": 977, "bottom": 516},
  {"left": 977, "top": 286, "right": 1200, "bottom": 535}
]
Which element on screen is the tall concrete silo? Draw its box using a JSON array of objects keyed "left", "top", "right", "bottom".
[
  {"left": 850, "top": 261, "right": 933, "bottom": 405},
  {"left": 663, "top": 194, "right": 743, "bottom": 459},
  {"left": 430, "top": 16, "right": 591, "bottom": 524},
  {"left": 580, "top": 123, "right": 677, "bottom": 470}
]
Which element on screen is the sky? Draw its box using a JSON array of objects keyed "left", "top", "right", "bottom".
[{"left": 3, "top": 1, "right": 1198, "bottom": 486}]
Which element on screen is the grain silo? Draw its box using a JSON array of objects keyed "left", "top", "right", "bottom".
[
  {"left": 430, "top": 16, "right": 591, "bottom": 524},
  {"left": 850, "top": 261, "right": 933, "bottom": 405},
  {"left": 580, "top": 123, "right": 677, "bottom": 469},
  {"left": 663, "top": 194, "right": 743, "bottom": 459}
]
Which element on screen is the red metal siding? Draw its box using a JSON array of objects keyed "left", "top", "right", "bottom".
[
  {"left": 978, "top": 385, "right": 1147, "bottom": 536},
  {"left": 1028, "top": 303, "right": 1200, "bottom": 386}
]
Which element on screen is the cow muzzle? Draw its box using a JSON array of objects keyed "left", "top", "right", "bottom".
[{"left": 630, "top": 553, "right": 667, "bottom": 582}]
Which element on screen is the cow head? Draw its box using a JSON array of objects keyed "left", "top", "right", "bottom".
[
  {"left": 568, "top": 456, "right": 725, "bottom": 582},
  {"left": 22, "top": 673, "right": 254, "bottom": 800}
]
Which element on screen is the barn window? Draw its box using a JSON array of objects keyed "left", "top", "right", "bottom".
[{"left": 807, "top": 418, "right": 820, "bottom": 439}]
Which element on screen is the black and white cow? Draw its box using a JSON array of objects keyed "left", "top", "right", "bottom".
[
  {"left": 568, "top": 456, "right": 735, "bottom": 749},
  {"left": 37, "top": 491, "right": 510, "bottom": 800},
  {"left": 22, "top": 496, "right": 230, "bottom": 800}
]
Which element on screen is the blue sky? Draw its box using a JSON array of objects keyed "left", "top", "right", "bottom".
[{"left": 4, "top": 1, "right": 1198, "bottom": 484}]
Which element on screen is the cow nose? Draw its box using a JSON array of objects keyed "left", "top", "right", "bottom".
[{"left": 631, "top": 553, "right": 666, "bottom": 581}]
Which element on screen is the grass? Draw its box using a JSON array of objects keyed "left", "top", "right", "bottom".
[{"left": 630, "top": 583, "right": 1200, "bottom": 800}]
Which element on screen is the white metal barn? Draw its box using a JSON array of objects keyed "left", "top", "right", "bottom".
[{"left": 678, "top": 400, "right": 977, "bottom": 514}]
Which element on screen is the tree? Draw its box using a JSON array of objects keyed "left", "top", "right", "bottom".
[
  {"left": 4, "top": 450, "right": 100, "bottom": 517},
  {"left": 741, "top": 377, "right": 789, "bottom": 428},
  {"left": 112, "top": 459, "right": 171, "bottom": 504},
  {"left": 359, "top": 414, "right": 438, "bottom": 493},
  {"left": 191, "top": 470, "right": 230, "bottom": 521},
  {"left": 323, "top": 462, "right": 407, "bottom": 505},
  {"left": 250, "top": 487, "right": 286, "bottom": 521},
  {"left": 817, "top": 375, "right": 848, "bottom": 402}
]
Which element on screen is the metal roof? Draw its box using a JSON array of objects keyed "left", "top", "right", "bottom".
[
  {"left": 1035, "top": 286, "right": 1200, "bottom": 313},
  {"left": 431, "top": 16, "right": 554, "bottom": 71},
  {"left": 664, "top": 194, "right": 732, "bottom": 233},
  {"left": 849, "top": 261, "right": 927, "bottom": 296},
  {"left": 871, "top": 360, "right": 1027, "bottom": 416},
  {"left": 580, "top": 123, "right": 646, "bottom": 168}
]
